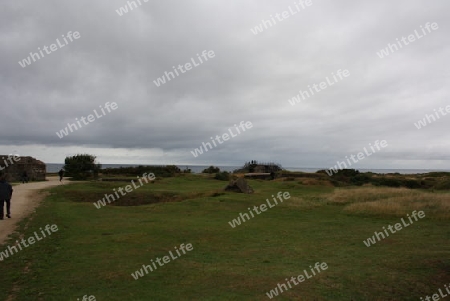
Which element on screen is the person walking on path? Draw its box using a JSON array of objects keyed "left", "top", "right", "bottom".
[
  {"left": 21, "top": 171, "right": 28, "bottom": 183},
  {"left": 58, "top": 169, "right": 64, "bottom": 182},
  {"left": 0, "top": 175, "right": 13, "bottom": 219}
]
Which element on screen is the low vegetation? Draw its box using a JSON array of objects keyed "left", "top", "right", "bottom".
[
  {"left": 314, "top": 168, "right": 450, "bottom": 190},
  {"left": 101, "top": 165, "right": 182, "bottom": 178},
  {"left": 202, "top": 165, "right": 220, "bottom": 173},
  {"left": 1, "top": 171, "right": 449, "bottom": 300},
  {"left": 327, "top": 186, "right": 450, "bottom": 219}
]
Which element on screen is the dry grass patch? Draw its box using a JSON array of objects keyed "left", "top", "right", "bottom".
[
  {"left": 298, "top": 177, "right": 334, "bottom": 186},
  {"left": 327, "top": 187, "right": 450, "bottom": 219},
  {"left": 327, "top": 187, "right": 411, "bottom": 205},
  {"left": 284, "top": 196, "right": 327, "bottom": 209}
]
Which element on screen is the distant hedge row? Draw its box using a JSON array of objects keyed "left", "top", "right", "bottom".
[
  {"left": 317, "top": 169, "right": 450, "bottom": 190},
  {"left": 101, "top": 165, "right": 182, "bottom": 178}
]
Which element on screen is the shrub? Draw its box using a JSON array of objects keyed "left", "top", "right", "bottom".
[
  {"left": 202, "top": 166, "right": 220, "bottom": 173},
  {"left": 433, "top": 179, "right": 450, "bottom": 190},
  {"left": 233, "top": 161, "right": 283, "bottom": 173},
  {"left": 334, "top": 169, "right": 360, "bottom": 177},
  {"left": 373, "top": 177, "right": 401, "bottom": 187},
  {"left": 64, "top": 154, "right": 101, "bottom": 180},
  {"left": 424, "top": 172, "right": 450, "bottom": 178},
  {"left": 102, "top": 165, "right": 181, "bottom": 178},
  {"left": 403, "top": 179, "right": 421, "bottom": 189},
  {"left": 350, "top": 174, "right": 372, "bottom": 186},
  {"left": 328, "top": 169, "right": 362, "bottom": 185},
  {"left": 214, "top": 171, "right": 230, "bottom": 181}
]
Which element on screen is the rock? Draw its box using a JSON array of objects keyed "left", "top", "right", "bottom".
[{"left": 225, "top": 178, "right": 254, "bottom": 194}]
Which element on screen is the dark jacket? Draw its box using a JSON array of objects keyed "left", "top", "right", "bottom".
[{"left": 0, "top": 181, "right": 13, "bottom": 200}]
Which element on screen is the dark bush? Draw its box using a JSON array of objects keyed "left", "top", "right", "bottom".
[
  {"left": 424, "top": 172, "right": 450, "bottom": 178},
  {"left": 333, "top": 169, "right": 360, "bottom": 177},
  {"left": 202, "top": 166, "right": 220, "bottom": 173},
  {"left": 102, "top": 165, "right": 181, "bottom": 178},
  {"left": 350, "top": 174, "right": 372, "bottom": 186},
  {"left": 64, "top": 154, "right": 101, "bottom": 180},
  {"left": 328, "top": 169, "right": 361, "bottom": 184},
  {"left": 234, "top": 161, "right": 283, "bottom": 173},
  {"left": 403, "top": 179, "right": 421, "bottom": 189},
  {"left": 373, "top": 177, "right": 401, "bottom": 187},
  {"left": 433, "top": 179, "right": 450, "bottom": 190},
  {"left": 214, "top": 171, "right": 230, "bottom": 181}
]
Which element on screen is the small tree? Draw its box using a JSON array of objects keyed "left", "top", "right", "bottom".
[{"left": 64, "top": 154, "right": 101, "bottom": 180}]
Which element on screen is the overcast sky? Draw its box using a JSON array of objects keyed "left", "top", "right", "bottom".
[{"left": 1, "top": 0, "right": 449, "bottom": 170}]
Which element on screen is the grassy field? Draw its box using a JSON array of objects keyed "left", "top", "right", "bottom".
[{"left": 1, "top": 174, "right": 449, "bottom": 300}]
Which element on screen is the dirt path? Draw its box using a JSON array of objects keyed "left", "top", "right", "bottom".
[{"left": 0, "top": 176, "right": 68, "bottom": 244}]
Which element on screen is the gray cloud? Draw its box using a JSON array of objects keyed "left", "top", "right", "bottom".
[{"left": 1, "top": 0, "right": 449, "bottom": 169}]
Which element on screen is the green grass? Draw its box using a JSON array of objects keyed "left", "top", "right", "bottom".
[{"left": 1, "top": 175, "right": 449, "bottom": 300}]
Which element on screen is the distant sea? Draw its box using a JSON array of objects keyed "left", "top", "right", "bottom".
[{"left": 45, "top": 163, "right": 450, "bottom": 175}]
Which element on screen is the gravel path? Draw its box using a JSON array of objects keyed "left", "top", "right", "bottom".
[{"left": 0, "top": 176, "right": 68, "bottom": 244}]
